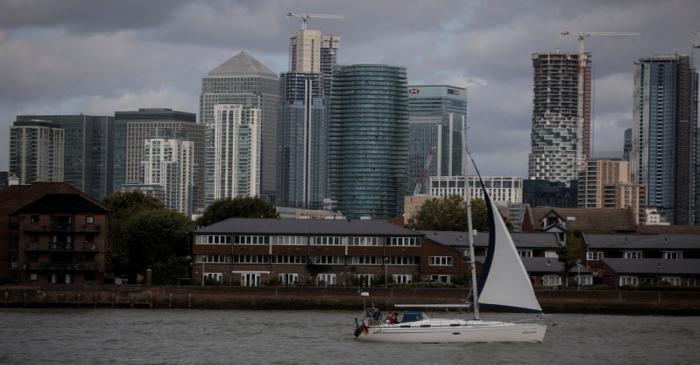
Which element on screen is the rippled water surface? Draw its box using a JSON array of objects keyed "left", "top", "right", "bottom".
[{"left": 1, "top": 309, "right": 699, "bottom": 364}]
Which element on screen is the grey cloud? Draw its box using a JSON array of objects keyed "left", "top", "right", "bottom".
[
  {"left": 0, "top": 0, "right": 189, "bottom": 32},
  {"left": 1, "top": 0, "right": 699, "bottom": 176}
]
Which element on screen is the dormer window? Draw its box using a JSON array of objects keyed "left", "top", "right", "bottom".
[
  {"left": 623, "top": 250, "right": 642, "bottom": 259},
  {"left": 662, "top": 251, "right": 683, "bottom": 260}
]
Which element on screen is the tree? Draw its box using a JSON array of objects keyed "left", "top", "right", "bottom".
[
  {"left": 197, "top": 197, "right": 278, "bottom": 227},
  {"left": 122, "top": 209, "right": 193, "bottom": 284},
  {"left": 558, "top": 231, "right": 584, "bottom": 287},
  {"left": 102, "top": 191, "right": 165, "bottom": 275},
  {"left": 409, "top": 195, "right": 489, "bottom": 231}
]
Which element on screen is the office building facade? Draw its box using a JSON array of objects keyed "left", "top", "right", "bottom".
[
  {"left": 113, "top": 108, "right": 203, "bottom": 211},
  {"left": 212, "top": 104, "right": 261, "bottom": 200},
  {"left": 631, "top": 54, "right": 698, "bottom": 225},
  {"left": 142, "top": 138, "right": 195, "bottom": 215},
  {"left": 329, "top": 65, "right": 408, "bottom": 219},
  {"left": 407, "top": 85, "right": 467, "bottom": 194},
  {"left": 200, "top": 51, "right": 280, "bottom": 205},
  {"left": 429, "top": 175, "right": 523, "bottom": 206},
  {"left": 16, "top": 115, "right": 114, "bottom": 199},
  {"left": 529, "top": 52, "right": 591, "bottom": 184},
  {"left": 278, "top": 29, "right": 340, "bottom": 209},
  {"left": 9, "top": 121, "right": 64, "bottom": 185},
  {"left": 577, "top": 159, "right": 645, "bottom": 224}
]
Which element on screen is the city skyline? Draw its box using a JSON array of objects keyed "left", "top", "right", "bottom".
[{"left": 1, "top": 0, "right": 699, "bottom": 177}]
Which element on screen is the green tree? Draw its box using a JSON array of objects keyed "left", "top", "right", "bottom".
[
  {"left": 102, "top": 191, "right": 165, "bottom": 275},
  {"left": 122, "top": 209, "right": 193, "bottom": 284},
  {"left": 197, "top": 196, "right": 278, "bottom": 227},
  {"left": 558, "top": 231, "right": 584, "bottom": 287},
  {"left": 409, "top": 195, "right": 490, "bottom": 231}
]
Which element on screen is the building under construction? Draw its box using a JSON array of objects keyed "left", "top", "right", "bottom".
[{"left": 528, "top": 52, "right": 591, "bottom": 185}]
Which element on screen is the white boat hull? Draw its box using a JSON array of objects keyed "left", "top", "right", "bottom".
[{"left": 356, "top": 320, "right": 546, "bottom": 343}]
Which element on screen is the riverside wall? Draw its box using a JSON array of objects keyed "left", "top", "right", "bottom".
[{"left": 1, "top": 286, "right": 700, "bottom": 315}]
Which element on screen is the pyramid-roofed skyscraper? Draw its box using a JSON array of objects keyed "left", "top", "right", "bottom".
[{"left": 200, "top": 51, "right": 280, "bottom": 206}]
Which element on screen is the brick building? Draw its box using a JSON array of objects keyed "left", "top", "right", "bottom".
[
  {"left": 192, "top": 218, "right": 467, "bottom": 286},
  {"left": 583, "top": 233, "right": 700, "bottom": 288},
  {"left": 0, "top": 183, "right": 109, "bottom": 284}
]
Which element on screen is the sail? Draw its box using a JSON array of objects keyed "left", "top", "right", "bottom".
[{"left": 476, "top": 185, "right": 543, "bottom": 313}]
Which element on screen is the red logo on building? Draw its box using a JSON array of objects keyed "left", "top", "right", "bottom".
[{"left": 408, "top": 88, "right": 420, "bottom": 94}]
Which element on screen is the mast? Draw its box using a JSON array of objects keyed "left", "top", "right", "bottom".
[{"left": 463, "top": 119, "right": 479, "bottom": 320}]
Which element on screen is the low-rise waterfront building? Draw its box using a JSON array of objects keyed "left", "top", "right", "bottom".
[
  {"left": 0, "top": 182, "right": 108, "bottom": 284},
  {"left": 421, "top": 231, "right": 589, "bottom": 288},
  {"left": 429, "top": 176, "right": 523, "bottom": 206},
  {"left": 583, "top": 233, "right": 700, "bottom": 288},
  {"left": 522, "top": 207, "right": 636, "bottom": 238},
  {"left": 192, "top": 218, "right": 466, "bottom": 286}
]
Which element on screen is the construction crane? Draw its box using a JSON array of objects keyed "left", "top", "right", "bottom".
[
  {"left": 286, "top": 13, "right": 343, "bottom": 30},
  {"left": 560, "top": 31, "right": 639, "bottom": 168}
]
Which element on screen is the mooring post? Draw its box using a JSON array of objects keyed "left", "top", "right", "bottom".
[
  {"left": 187, "top": 293, "right": 192, "bottom": 309},
  {"left": 168, "top": 293, "right": 173, "bottom": 309}
]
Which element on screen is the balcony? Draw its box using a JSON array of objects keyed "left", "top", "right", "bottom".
[
  {"left": 24, "top": 242, "right": 99, "bottom": 253},
  {"left": 75, "top": 224, "right": 101, "bottom": 233},
  {"left": 49, "top": 223, "right": 75, "bottom": 232},
  {"left": 25, "top": 261, "right": 99, "bottom": 271}
]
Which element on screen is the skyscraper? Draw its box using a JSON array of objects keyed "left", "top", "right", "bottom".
[
  {"left": 623, "top": 128, "right": 632, "bottom": 161},
  {"left": 212, "top": 104, "right": 261, "bottom": 200},
  {"left": 329, "top": 65, "right": 408, "bottom": 219},
  {"left": 16, "top": 115, "right": 113, "bottom": 199},
  {"left": 9, "top": 120, "right": 64, "bottom": 184},
  {"left": 407, "top": 85, "right": 467, "bottom": 194},
  {"left": 278, "top": 28, "right": 340, "bottom": 209},
  {"left": 142, "top": 138, "right": 194, "bottom": 215},
  {"left": 113, "top": 108, "right": 203, "bottom": 211},
  {"left": 631, "top": 54, "right": 698, "bottom": 225},
  {"left": 200, "top": 51, "right": 279, "bottom": 205},
  {"left": 528, "top": 52, "right": 592, "bottom": 184}
]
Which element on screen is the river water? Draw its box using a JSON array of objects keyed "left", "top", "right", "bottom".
[{"left": 0, "top": 309, "right": 698, "bottom": 365}]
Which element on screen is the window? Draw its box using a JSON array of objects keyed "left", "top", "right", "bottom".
[
  {"left": 544, "top": 251, "right": 559, "bottom": 258},
  {"left": 233, "top": 255, "right": 269, "bottom": 264},
  {"left": 240, "top": 273, "right": 260, "bottom": 287},
  {"left": 662, "top": 251, "right": 683, "bottom": 260},
  {"left": 271, "top": 256, "right": 307, "bottom": 264},
  {"left": 519, "top": 249, "right": 533, "bottom": 258},
  {"left": 312, "top": 256, "right": 342, "bottom": 265},
  {"left": 574, "top": 275, "right": 593, "bottom": 286},
  {"left": 388, "top": 256, "right": 417, "bottom": 265},
  {"left": 200, "top": 235, "right": 231, "bottom": 245},
  {"left": 388, "top": 237, "right": 420, "bottom": 247},
  {"left": 30, "top": 215, "right": 39, "bottom": 224},
  {"left": 430, "top": 275, "right": 451, "bottom": 283},
  {"left": 661, "top": 276, "right": 681, "bottom": 286},
  {"left": 199, "top": 255, "right": 231, "bottom": 263},
  {"left": 85, "top": 216, "right": 94, "bottom": 224},
  {"left": 278, "top": 273, "right": 299, "bottom": 285},
  {"left": 29, "top": 273, "right": 38, "bottom": 281},
  {"left": 586, "top": 251, "right": 604, "bottom": 261},
  {"left": 392, "top": 274, "right": 412, "bottom": 284},
  {"left": 317, "top": 273, "right": 337, "bottom": 286},
  {"left": 354, "top": 274, "right": 373, "bottom": 286},
  {"left": 204, "top": 272, "right": 223, "bottom": 283},
  {"left": 429, "top": 256, "right": 453, "bottom": 266},
  {"left": 350, "top": 256, "right": 382, "bottom": 265},
  {"left": 688, "top": 278, "right": 699, "bottom": 288},
  {"left": 623, "top": 250, "right": 642, "bottom": 259},
  {"left": 543, "top": 275, "right": 561, "bottom": 287},
  {"left": 619, "top": 276, "right": 639, "bottom": 287},
  {"left": 350, "top": 236, "right": 382, "bottom": 246}
]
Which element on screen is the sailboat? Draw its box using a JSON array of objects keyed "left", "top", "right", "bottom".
[{"left": 353, "top": 158, "right": 547, "bottom": 343}]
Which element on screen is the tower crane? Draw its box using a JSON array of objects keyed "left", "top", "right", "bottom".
[
  {"left": 560, "top": 31, "right": 639, "bottom": 169},
  {"left": 286, "top": 13, "right": 343, "bottom": 30}
]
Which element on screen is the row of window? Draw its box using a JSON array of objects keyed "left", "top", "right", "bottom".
[
  {"left": 196, "top": 234, "right": 422, "bottom": 247},
  {"left": 428, "top": 256, "right": 453, "bottom": 266},
  {"left": 619, "top": 276, "right": 699, "bottom": 287},
  {"left": 587, "top": 250, "right": 684, "bottom": 260},
  {"left": 197, "top": 255, "right": 421, "bottom": 266}
]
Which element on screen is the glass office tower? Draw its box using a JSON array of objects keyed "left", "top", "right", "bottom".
[{"left": 329, "top": 65, "right": 409, "bottom": 219}]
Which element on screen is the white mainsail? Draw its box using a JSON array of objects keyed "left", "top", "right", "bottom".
[{"left": 475, "top": 183, "right": 542, "bottom": 313}]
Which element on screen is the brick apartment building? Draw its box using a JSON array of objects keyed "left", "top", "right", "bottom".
[
  {"left": 192, "top": 218, "right": 467, "bottom": 286},
  {"left": 0, "top": 183, "right": 109, "bottom": 285}
]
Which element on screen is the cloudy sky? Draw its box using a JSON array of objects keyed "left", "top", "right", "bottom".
[{"left": 1, "top": 0, "right": 698, "bottom": 176}]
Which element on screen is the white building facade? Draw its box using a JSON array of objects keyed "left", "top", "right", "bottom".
[
  {"left": 213, "top": 104, "right": 261, "bottom": 200},
  {"left": 142, "top": 138, "right": 194, "bottom": 215},
  {"left": 429, "top": 176, "right": 523, "bottom": 206},
  {"left": 9, "top": 120, "right": 65, "bottom": 184}
]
